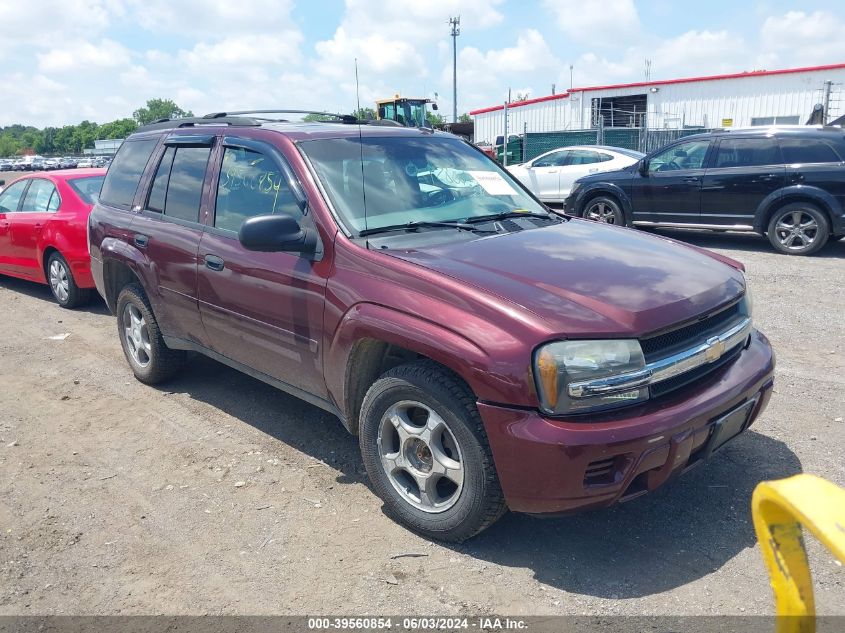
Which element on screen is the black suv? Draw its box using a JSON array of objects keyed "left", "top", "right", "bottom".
[{"left": 564, "top": 126, "right": 845, "bottom": 255}]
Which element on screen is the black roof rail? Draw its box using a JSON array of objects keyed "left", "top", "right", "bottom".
[
  {"left": 136, "top": 116, "right": 264, "bottom": 132},
  {"left": 204, "top": 110, "right": 360, "bottom": 124}
]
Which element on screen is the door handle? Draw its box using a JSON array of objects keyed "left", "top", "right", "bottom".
[
  {"left": 759, "top": 174, "right": 779, "bottom": 181},
  {"left": 34, "top": 223, "right": 43, "bottom": 229},
  {"left": 204, "top": 254, "right": 225, "bottom": 272},
  {"left": 133, "top": 234, "right": 149, "bottom": 248},
  {"left": 683, "top": 176, "right": 701, "bottom": 183}
]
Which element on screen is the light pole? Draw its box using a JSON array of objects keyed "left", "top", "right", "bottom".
[{"left": 450, "top": 16, "right": 460, "bottom": 123}]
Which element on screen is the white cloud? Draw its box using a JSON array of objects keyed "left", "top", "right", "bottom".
[
  {"left": 125, "top": 0, "right": 297, "bottom": 35},
  {"left": 37, "top": 39, "right": 132, "bottom": 73},
  {"left": 760, "top": 10, "right": 845, "bottom": 67},
  {"left": 542, "top": 0, "right": 641, "bottom": 45}
]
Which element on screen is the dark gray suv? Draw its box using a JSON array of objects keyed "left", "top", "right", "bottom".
[{"left": 565, "top": 126, "right": 845, "bottom": 255}]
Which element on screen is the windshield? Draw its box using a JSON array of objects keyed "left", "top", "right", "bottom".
[
  {"left": 300, "top": 135, "right": 548, "bottom": 235},
  {"left": 68, "top": 175, "right": 105, "bottom": 204}
]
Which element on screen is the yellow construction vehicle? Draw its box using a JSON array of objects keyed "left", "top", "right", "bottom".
[{"left": 375, "top": 95, "right": 438, "bottom": 127}]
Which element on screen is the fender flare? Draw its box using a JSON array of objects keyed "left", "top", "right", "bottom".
[
  {"left": 37, "top": 230, "right": 77, "bottom": 283},
  {"left": 99, "top": 237, "right": 156, "bottom": 313},
  {"left": 754, "top": 186, "right": 843, "bottom": 233},
  {"left": 326, "top": 302, "right": 510, "bottom": 419},
  {"left": 574, "top": 182, "right": 634, "bottom": 224}
]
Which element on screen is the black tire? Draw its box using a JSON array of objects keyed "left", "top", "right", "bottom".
[
  {"left": 115, "top": 283, "right": 186, "bottom": 384},
  {"left": 358, "top": 360, "right": 506, "bottom": 542},
  {"left": 581, "top": 195, "right": 625, "bottom": 225},
  {"left": 766, "top": 203, "right": 830, "bottom": 255},
  {"left": 46, "top": 251, "right": 91, "bottom": 309}
]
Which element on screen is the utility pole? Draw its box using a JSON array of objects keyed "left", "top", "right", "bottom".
[
  {"left": 822, "top": 80, "right": 832, "bottom": 124},
  {"left": 450, "top": 16, "right": 460, "bottom": 123}
]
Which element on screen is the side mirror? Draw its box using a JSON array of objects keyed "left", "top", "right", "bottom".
[
  {"left": 432, "top": 103, "right": 439, "bottom": 111},
  {"left": 238, "top": 214, "right": 317, "bottom": 254},
  {"left": 0, "top": 180, "right": 5, "bottom": 187},
  {"left": 638, "top": 160, "right": 649, "bottom": 176}
]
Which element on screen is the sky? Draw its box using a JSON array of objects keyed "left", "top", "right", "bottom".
[{"left": 2, "top": 0, "right": 845, "bottom": 128}]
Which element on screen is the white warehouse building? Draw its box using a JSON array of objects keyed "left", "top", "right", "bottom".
[{"left": 470, "top": 63, "right": 845, "bottom": 145}]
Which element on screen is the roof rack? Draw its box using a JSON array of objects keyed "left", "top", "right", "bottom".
[
  {"left": 136, "top": 116, "right": 266, "bottom": 132},
  {"left": 204, "top": 110, "right": 360, "bottom": 124}
]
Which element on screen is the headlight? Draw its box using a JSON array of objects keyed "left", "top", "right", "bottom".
[
  {"left": 742, "top": 283, "right": 753, "bottom": 319},
  {"left": 534, "top": 339, "right": 649, "bottom": 415}
]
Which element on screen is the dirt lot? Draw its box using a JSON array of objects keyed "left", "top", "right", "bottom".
[{"left": 0, "top": 229, "right": 843, "bottom": 616}]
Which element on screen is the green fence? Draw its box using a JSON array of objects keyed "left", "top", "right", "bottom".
[{"left": 515, "top": 127, "right": 714, "bottom": 163}]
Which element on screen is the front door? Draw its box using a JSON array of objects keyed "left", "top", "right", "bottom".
[
  {"left": 631, "top": 138, "right": 712, "bottom": 224},
  {"left": 131, "top": 138, "right": 213, "bottom": 344},
  {"left": 7, "top": 178, "right": 60, "bottom": 279},
  {"left": 197, "top": 138, "right": 329, "bottom": 399},
  {"left": 527, "top": 150, "right": 567, "bottom": 200},
  {"left": 0, "top": 180, "right": 30, "bottom": 274},
  {"left": 700, "top": 136, "right": 785, "bottom": 227}
]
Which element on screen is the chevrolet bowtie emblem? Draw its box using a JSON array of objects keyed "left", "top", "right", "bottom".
[{"left": 705, "top": 336, "right": 725, "bottom": 362}]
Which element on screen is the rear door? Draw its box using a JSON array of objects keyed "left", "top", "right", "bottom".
[
  {"left": 131, "top": 136, "right": 214, "bottom": 344},
  {"left": 560, "top": 149, "right": 611, "bottom": 196},
  {"left": 779, "top": 135, "right": 845, "bottom": 205},
  {"left": 700, "top": 136, "right": 785, "bottom": 227},
  {"left": 0, "top": 180, "right": 29, "bottom": 274},
  {"left": 7, "top": 178, "right": 60, "bottom": 279},
  {"left": 630, "top": 137, "right": 712, "bottom": 224},
  {"left": 197, "top": 137, "right": 329, "bottom": 399}
]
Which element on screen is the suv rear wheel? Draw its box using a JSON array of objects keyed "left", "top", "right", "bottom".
[
  {"left": 116, "top": 283, "right": 186, "bottom": 384},
  {"left": 767, "top": 203, "right": 830, "bottom": 255},
  {"left": 358, "top": 360, "right": 506, "bottom": 542},
  {"left": 582, "top": 195, "right": 624, "bottom": 225}
]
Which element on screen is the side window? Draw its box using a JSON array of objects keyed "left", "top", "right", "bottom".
[
  {"left": 714, "top": 137, "right": 780, "bottom": 168},
  {"left": 214, "top": 146, "right": 302, "bottom": 233},
  {"left": 533, "top": 151, "right": 566, "bottom": 168},
  {"left": 162, "top": 146, "right": 211, "bottom": 223},
  {"left": 0, "top": 180, "right": 29, "bottom": 213},
  {"left": 566, "top": 150, "right": 602, "bottom": 165},
  {"left": 99, "top": 139, "right": 158, "bottom": 208},
  {"left": 649, "top": 139, "right": 710, "bottom": 172},
  {"left": 147, "top": 147, "right": 175, "bottom": 212},
  {"left": 21, "top": 179, "right": 58, "bottom": 212},
  {"left": 47, "top": 189, "right": 60, "bottom": 212},
  {"left": 780, "top": 138, "right": 841, "bottom": 164}
]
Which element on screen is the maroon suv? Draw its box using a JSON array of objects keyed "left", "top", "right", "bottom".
[{"left": 88, "top": 112, "right": 775, "bottom": 541}]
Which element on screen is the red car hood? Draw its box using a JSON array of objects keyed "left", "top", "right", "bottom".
[{"left": 389, "top": 219, "right": 746, "bottom": 337}]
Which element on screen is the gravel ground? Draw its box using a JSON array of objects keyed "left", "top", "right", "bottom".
[{"left": 0, "top": 227, "right": 843, "bottom": 616}]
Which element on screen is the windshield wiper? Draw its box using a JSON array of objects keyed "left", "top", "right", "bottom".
[
  {"left": 359, "top": 220, "right": 492, "bottom": 237},
  {"left": 463, "top": 210, "right": 559, "bottom": 224}
]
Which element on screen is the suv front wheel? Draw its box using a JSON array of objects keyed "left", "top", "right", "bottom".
[
  {"left": 358, "top": 360, "right": 506, "bottom": 542},
  {"left": 116, "top": 283, "right": 186, "bottom": 384},
  {"left": 582, "top": 195, "right": 625, "bottom": 225},
  {"left": 767, "top": 203, "right": 830, "bottom": 255}
]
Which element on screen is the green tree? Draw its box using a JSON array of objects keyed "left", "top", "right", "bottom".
[
  {"left": 132, "top": 99, "right": 194, "bottom": 125},
  {"left": 302, "top": 112, "right": 335, "bottom": 122},
  {"left": 0, "top": 135, "right": 20, "bottom": 157},
  {"left": 426, "top": 111, "right": 446, "bottom": 127},
  {"left": 98, "top": 118, "right": 138, "bottom": 140},
  {"left": 352, "top": 107, "right": 377, "bottom": 120},
  {"left": 458, "top": 113, "right": 471, "bottom": 122}
]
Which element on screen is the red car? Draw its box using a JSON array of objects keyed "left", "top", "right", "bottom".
[{"left": 0, "top": 169, "right": 106, "bottom": 307}]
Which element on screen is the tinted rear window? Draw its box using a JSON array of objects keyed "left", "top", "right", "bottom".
[
  {"left": 99, "top": 139, "right": 158, "bottom": 207},
  {"left": 714, "top": 137, "right": 781, "bottom": 168},
  {"left": 780, "top": 138, "right": 842, "bottom": 164},
  {"left": 163, "top": 146, "right": 210, "bottom": 223},
  {"left": 68, "top": 176, "right": 105, "bottom": 204}
]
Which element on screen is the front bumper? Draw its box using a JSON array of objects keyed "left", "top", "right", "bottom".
[{"left": 479, "top": 330, "right": 775, "bottom": 514}]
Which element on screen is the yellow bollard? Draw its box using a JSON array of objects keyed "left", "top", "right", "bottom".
[{"left": 752, "top": 474, "right": 845, "bottom": 633}]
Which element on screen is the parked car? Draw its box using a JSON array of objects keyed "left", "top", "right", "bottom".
[
  {"left": 43, "top": 158, "right": 60, "bottom": 170},
  {"left": 565, "top": 126, "right": 845, "bottom": 255},
  {"left": 89, "top": 115, "right": 773, "bottom": 541},
  {"left": 59, "top": 157, "right": 77, "bottom": 169},
  {"left": 0, "top": 159, "right": 13, "bottom": 171},
  {"left": 508, "top": 145, "right": 644, "bottom": 205},
  {"left": 0, "top": 168, "right": 106, "bottom": 307},
  {"left": 76, "top": 158, "right": 94, "bottom": 168},
  {"left": 475, "top": 142, "right": 497, "bottom": 161}
]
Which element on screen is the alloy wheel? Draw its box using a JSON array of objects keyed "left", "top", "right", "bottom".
[
  {"left": 49, "top": 259, "right": 70, "bottom": 303},
  {"left": 585, "top": 201, "right": 618, "bottom": 223},
  {"left": 377, "top": 400, "right": 464, "bottom": 513},
  {"left": 775, "top": 210, "right": 819, "bottom": 251},
  {"left": 122, "top": 303, "right": 152, "bottom": 367}
]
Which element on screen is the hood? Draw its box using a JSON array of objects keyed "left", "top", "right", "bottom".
[
  {"left": 576, "top": 162, "right": 637, "bottom": 185},
  {"left": 388, "top": 219, "right": 746, "bottom": 337}
]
